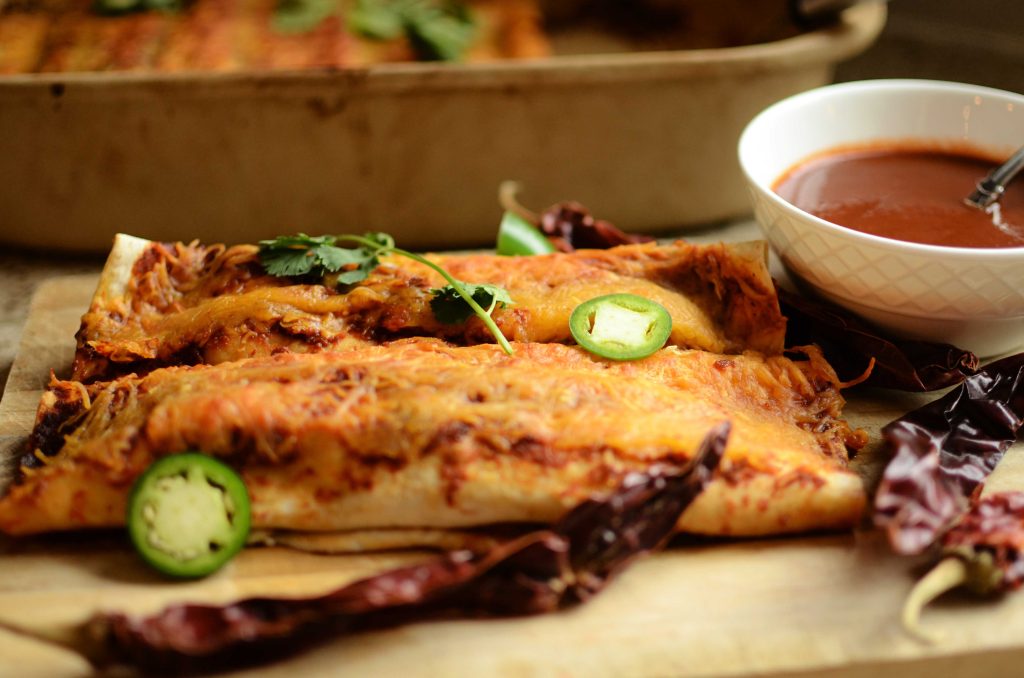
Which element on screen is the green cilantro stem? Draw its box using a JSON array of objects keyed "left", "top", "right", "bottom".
[{"left": 334, "top": 235, "right": 514, "bottom": 355}]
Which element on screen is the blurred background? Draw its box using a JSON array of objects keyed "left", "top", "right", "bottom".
[{"left": 837, "top": 0, "right": 1024, "bottom": 93}]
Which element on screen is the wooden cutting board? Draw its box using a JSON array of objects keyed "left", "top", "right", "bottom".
[{"left": 1, "top": 274, "right": 1023, "bottom": 678}]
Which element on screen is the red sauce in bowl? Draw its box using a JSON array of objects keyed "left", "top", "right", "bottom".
[{"left": 772, "top": 146, "right": 1024, "bottom": 249}]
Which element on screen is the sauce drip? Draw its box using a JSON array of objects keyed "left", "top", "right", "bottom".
[{"left": 773, "top": 147, "right": 1024, "bottom": 249}]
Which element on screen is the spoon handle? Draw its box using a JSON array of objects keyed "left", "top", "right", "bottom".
[{"left": 966, "top": 145, "right": 1024, "bottom": 209}]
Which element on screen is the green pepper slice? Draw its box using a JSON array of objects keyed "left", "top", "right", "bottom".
[
  {"left": 126, "top": 453, "right": 251, "bottom": 579},
  {"left": 569, "top": 293, "right": 673, "bottom": 361},
  {"left": 496, "top": 211, "right": 556, "bottom": 256}
]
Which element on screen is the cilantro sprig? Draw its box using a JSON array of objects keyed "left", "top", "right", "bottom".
[
  {"left": 259, "top": 233, "right": 514, "bottom": 355},
  {"left": 349, "top": 0, "right": 476, "bottom": 61},
  {"left": 271, "top": 0, "right": 476, "bottom": 61},
  {"left": 260, "top": 233, "right": 392, "bottom": 284},
  {"left": 271, "top": 0, "right": 339, "bottom": 34}
]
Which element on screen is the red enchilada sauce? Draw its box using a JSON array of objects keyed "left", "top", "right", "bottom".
[{"left": 773, "top": 146, "right": 1024, "bottom": 248}]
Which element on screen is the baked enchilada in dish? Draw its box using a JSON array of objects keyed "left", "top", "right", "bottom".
[{"left": 0, "top": 0, "right": 547, "bottom": 73}]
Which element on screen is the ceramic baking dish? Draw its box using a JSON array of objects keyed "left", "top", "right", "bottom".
[{"left": 0, "top": 3, "right": 885, "bottom": 251}]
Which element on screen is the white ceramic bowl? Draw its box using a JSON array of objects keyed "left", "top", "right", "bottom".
[{"left": 738, "top": 79, "right": 1024, "bottom": 358}]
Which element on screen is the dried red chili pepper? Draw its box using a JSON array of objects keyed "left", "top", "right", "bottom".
[
  {"left": 778, "top": 287, "right": 978, "bottom": 392},
  {"left": 497, "top": 182, "right": 653, "bottom": 253},
  {"left": 68, "top": 423, "right": 727, "bottom": 674},
  {"left": 902, "top": 492, "right": 1024, "bottom": 640},
  {"left": 538, "top": 201, "right": 654, "bottom": 252},
  {"left": 871, "top": 352, "right": 1024, "bottom": 639},
  {"left": 874, "top": 351, "right": 1024, "bottom": 557},
  {"left": 941, "top": 492, "right": 1024, "bottom": 591}
]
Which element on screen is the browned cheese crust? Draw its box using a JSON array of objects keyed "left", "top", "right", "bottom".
[
  {"left": 0, "top": 341, "right": 866, "bottom": 538},
  {"left": 72, "top": 235, "right": 786, "bottom": 382}
]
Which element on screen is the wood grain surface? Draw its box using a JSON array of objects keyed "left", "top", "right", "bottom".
[{"left": 1, "top": 274, "right": 1023, "bottom": 678}]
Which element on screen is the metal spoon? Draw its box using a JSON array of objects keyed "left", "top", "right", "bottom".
[{"left": 965, "top": 144, "right": 1024, "bottom": 210}]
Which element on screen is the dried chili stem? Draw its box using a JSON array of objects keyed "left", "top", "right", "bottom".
[
  {"left": 901, "top": 557, "right": 968, "bottom": 644},
  {"left": 498, "top": 181, "right": 538, "bottom": 224}
]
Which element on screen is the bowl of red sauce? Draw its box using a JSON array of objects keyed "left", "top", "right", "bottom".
[{"left": 738, "top": 79, "right": 1024, "bottom": 357}]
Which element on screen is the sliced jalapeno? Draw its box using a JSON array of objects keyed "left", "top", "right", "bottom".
[
  {"left": 496, "top": 210, "right": 556, "bottom": 256},
  {"left": 569, "top": 293, "right": 673, "bottom": 361},
  {"left": 127, "top": 452, "right": 251, "bottom": 579}
]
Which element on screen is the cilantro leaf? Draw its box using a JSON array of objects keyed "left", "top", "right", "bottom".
[
  {"left": 361, "top": 232, "right": 396, "bottom": 250},
  {"left": 264, "top": 234, "right": 336, "bottom": 247},
  {"left": 260, "top": 248, "right": 317, "bottom": 277},
  {"left": 258, "top": 233, "right": 382, "bottom": 283},
  {"left": 259, "top": 234, "right": 337, "bottom": 277},
  {"left": 329, "top": 233, "right": 395, "bottom": 285},
  {"left": 312, "top": 243, "right": 355, "bottom": 272},
  {"left": 272, "top": 0, "right": 340, "bottom": 34},
  {"left": 349, "top": 0, "right": 406, "bottom": 39},
  {"left": 335, "top": 257, "right": 379, "bottom": 286},
  {"left": 347, "top": 0, "right": 475, "bottom": 61},
  {"left": 405, "top": 2, "right": 475, "bottom": 61},
  {"left": 430, "top": 282, "right": 512, "bottom": 325}
]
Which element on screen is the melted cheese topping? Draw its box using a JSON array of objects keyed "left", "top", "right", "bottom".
[
  {"left": 72, "top": 237, "right": 786, "bottom": 382},
  {"left": 1, "top": 341, "right": 865, "bottom": 538}
]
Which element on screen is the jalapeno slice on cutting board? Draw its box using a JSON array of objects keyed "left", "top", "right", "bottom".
[
  {"left": 127, "top": 453, "right": 251, "bottom": 579},
  {"left": 569, "top": 293, "right": 673, "bottom": 361},
  {"left": 496, "top": 210, "right": 557, "bottom": 256}
]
